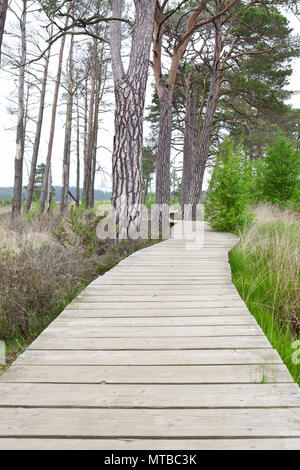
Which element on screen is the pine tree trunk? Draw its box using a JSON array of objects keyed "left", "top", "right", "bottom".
[
  {"left": 88, "top": 86, "right": 100, "bottom": 208},
  {"left": 143, "top": 179, "right": 149, "bottom": 205},
  {"left": 12, "top": 0, "right": 27, "bottom": 216},
  {"left": 81, "top": 77, "right": 88, "bottom": 205},
  {"left": 61, "top": 35, "right": 74, "bottom": 214},
  {"left": 0, "top": 0, "right": 8, "bottom": 64},
  {"left": 155, "top": 87, "right": 173, "bottom": 208},
  {"left": 184, "top": 24, "right": 222, "bottom": 220},
  {"left": 39, "top": 5, "right": 70, "bottom": 214},
  {"left": 180, "top": 80, "right": 197, "bottom": 215},
  {"left": 83, "top": 38, "right": 97, "bottom": 205},
  {"left": 46, "top": 165, "right": 52, "bottom": 213},
  {"left": 76, "top": 93, "right": 80, "bottom": 206},
  {"left": 109, "top": 0, "right": 156, "bottom": 239},
  {"left": 25, "top": 46, "right": 50, "bottom": 212}
]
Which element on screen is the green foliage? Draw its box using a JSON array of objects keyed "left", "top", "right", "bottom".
[
  {"left": 262, "top": 135, "right": 300, "bottom": 203},
  {"left": 229, "top": 208, "right": 300, "bottom": 384},
  {"left": 170, "top": 167, "right": 181, "bottom": 203},
  {"left": 205, "top": 138, "right": 252, "bottom": 232},
  {"left": 0, "top": 196, "right": 13, "bottom": 206},
  {"left": 32, "top": 163, "right": 45, "bottom": 201},
  {"left": 142, "top": 146, "right": 156, "bottom": 204},
  {"left": 54, "top": 202, "right": 107, "bottom": 253},
  {"left": 251, "top": 158, "right": 267, "bottom": 203}
]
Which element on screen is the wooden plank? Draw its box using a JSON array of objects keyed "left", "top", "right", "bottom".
[
  {"left": 68, "top": 301, "right": 245, "bottom": 309},
  {"left": 102, "top": 274, "right": 233, "bottom": 278},
  {"left": 0, "top": 408, "right": 299, "bottom": 438},
  {"left": 53, "top": 316, "right": 256, "bottom": 327},
  {"left": 0, "top": 383, "right": 299, "bottom": 408},
  {"left": 118, "top": 268, "right": 231, "bottom": 272},
  {"left": 28, "top": 335, "right": 272, "bottom": 351},
  {"left": 40, "top": 324, "right": 263, "bottom": 338},
  {"left": 0, "top": 364, "right": 292, "bottom": 384},
  {"left": 74, "top": 295, "right": 242, "bottom": 302},
  {"left": 86, "top": 286, "right": 238, "bottom": 293},
  {"left": 61, "top": 307, "right": 250, "bottom": 317},
  {"left": 16, "top": 349, "right": 281, "bottom": 366},
  {"left": 93, "top": 279, "right": 234, "bottom": 285},
  {"left": 0, "top": 438, "right": 299, "bottom": 450}
]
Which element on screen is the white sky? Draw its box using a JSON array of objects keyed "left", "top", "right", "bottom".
[{"left": 0, "top": 8, "right": 299, "bottom": 192}]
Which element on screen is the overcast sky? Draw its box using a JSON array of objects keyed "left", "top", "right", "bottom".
[{"left": 0, "top": 9, "right": 299, "bottom": 192}]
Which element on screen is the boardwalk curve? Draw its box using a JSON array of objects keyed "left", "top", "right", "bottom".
[{"left": 0, "top": 222, "right": 299, "bottom": 450}]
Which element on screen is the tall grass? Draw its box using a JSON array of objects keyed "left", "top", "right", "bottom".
[{"left": 230, "top": 204, "right": 300, "bottom": 384}]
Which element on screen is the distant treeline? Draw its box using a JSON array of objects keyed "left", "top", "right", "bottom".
[{"left": 0, "top": 187, "right": 111, "bottom": 202}]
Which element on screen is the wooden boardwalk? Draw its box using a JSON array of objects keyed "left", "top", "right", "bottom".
[{"left": 0, "top": 222, "right": 299, "bottom": 450}]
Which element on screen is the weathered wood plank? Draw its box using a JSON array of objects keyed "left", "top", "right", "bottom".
[
  {"left": 68, "top": 301, "right": 246, "bottom": 309},
  {"left": 86, "top": 286, "right": 238, "bottom": 293},
  {"left": 74, "top": 295, "right": 242, "bottom": 302},
  {"left": 0, "top": 438, "right": 299, "bottom": 450},
  {"left": 40, "top": 324, "right": 263, "bottom": 338},
  {"left": 16, "top": 348, "right": 281, "bottom": 366},
  {"left": 28, "top": 335, "right": 272, "bottom": 351},
  {"left": 0, "top": 364, "right": 292, "bottom": 384},
  {"left": 93, "top": 279, "right": 234, "bottom": 285},
  {"left": 61, "top": 307, "right": 250, "bottom": 317},
  {"left": 53, "top": 316, "right": 256, "bottom": 327},
  {"left": 0, "top": 408, "right": 299, "bottom": 438},
  {"left": 0, "top": 383, "right": 299, "bottom": 408}
]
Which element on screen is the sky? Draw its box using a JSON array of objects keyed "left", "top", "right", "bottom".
[{"left": 0, "top": 8, "right": 299, "bottom": 192}]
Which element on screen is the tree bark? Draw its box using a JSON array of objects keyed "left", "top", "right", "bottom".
[
  {"left": 83, "top": 38, "right": 97, "bottom": 205},
  {"left": 61, "top": 35, "right": 74, "bottom": 214},
  {"left": 184, "top": 18, "right": 223, "bottom": 220},
  {"left": 180, "top": 77, "right": 198, "bottom": 214},
  {"left": 83, "top": 76, "right": 88, "bottom": 201},
  {"left": 155, "top": 87, "right": 172, "bottom": 206},
  {"left": 25, "top": 46, "right": 51, "bottom": 212},
  {"left": 39, "top": 3, "right": 70, "bottom": 214},
  {"left": 0, "top": 0, "right": 8, "bottom": 64},
  {"left": 12, "top": 0, "right": 27, "bottom": 216},
  {"left": 46, "top": 165, "right": 52, "bottom": 213},
  {"left": 153, "top": 2, "right": 209, "bottom": 211},
  {"left": 76, "top": 92, "right": 80, "bottom": 206},
  {"left": 88, "top": 77, "right": 101, "bottom": 208},
  {"left": 109, "top": 0, "right": 156, "bottom": 239}
]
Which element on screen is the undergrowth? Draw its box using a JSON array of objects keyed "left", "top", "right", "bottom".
[
  {"left": 230, "top": 204, "right": 300, "bottom": 385},
  {"left": 0, "top": 207, "right": 156, "bottom": 374}
]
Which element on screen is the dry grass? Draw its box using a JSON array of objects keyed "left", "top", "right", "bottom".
[
  {"left": 0, "top": 209, "right": 156, "bottom": 373},
  {"left": 0, "top": 212, "right": 60, "bottom": 253}
]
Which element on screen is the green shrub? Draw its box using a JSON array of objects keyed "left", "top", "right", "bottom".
[
  {"left": 54, "top": 203, "right": 107, "bottom": 253},
  {"left": 206, "top": 138, "right": 252, "bottom": 232},
  {"left": 262, "top": 135, "right": 300, "bottom": 204}
]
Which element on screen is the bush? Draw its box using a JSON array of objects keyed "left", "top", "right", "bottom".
[
  {"left": 205, "top": 138, "right": 252, "bottom": 232},
  {"left": 262, "top": 135, "right": 300, "bottom": 204}
]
